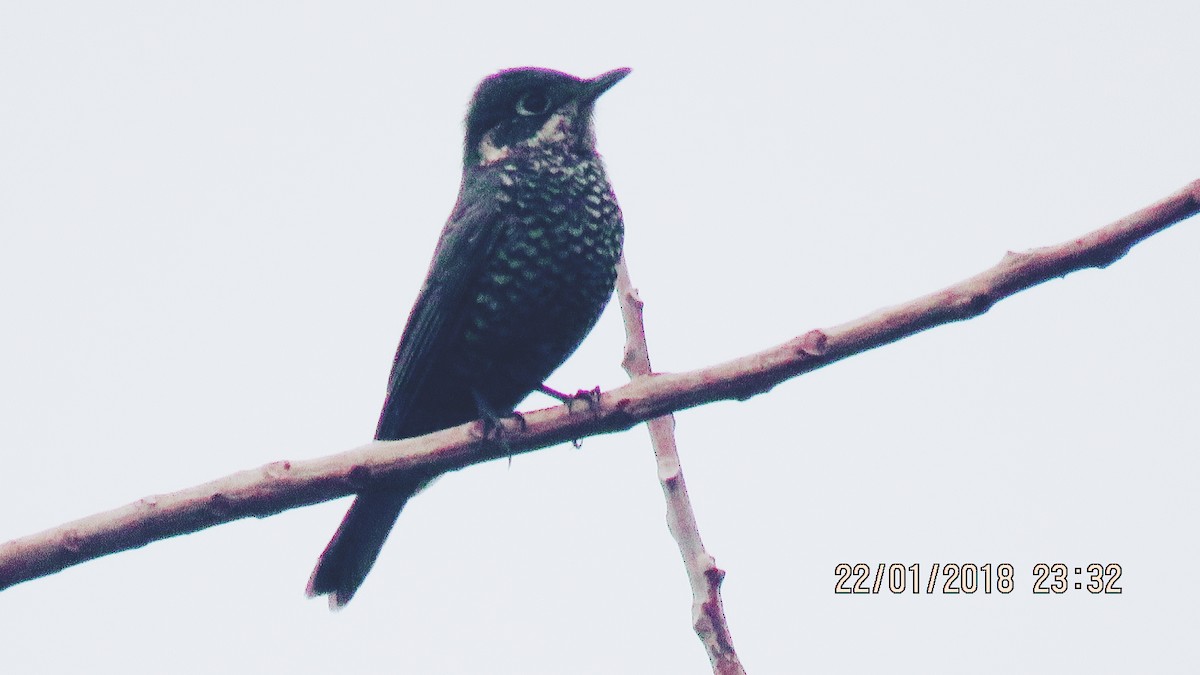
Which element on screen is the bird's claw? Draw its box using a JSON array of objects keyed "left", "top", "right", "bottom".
[
  {"left": 477, "top": 409, "right": 526, "bottom": 442},
  {"left": 539, "top": 384, "right": 602, "bottom": 413}
]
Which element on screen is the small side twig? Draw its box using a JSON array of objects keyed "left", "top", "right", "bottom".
[{"left": 616, "top": 256, "right": 745, "bottom": 675}]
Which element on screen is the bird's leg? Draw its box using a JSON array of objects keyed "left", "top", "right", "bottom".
[
  {"left": 472, "top": 391, "right": 527, "bottom": 468},
  {"left": 538, "top": 384, "right": 603, "bottom": 413},
  {"left": 538, "top": 384, "right": 602, "bottom": 449},
  {"left": 472, "top": 390, "right": 526, "bottom": 444},
  {"left": 538, "top": 384, "right": 572, "bottom": 402}
]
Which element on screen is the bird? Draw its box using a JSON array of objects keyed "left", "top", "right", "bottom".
[{"left": 306, "top": 67, "right": 630, "bottom": 608}]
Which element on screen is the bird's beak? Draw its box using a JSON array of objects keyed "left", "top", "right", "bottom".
[{"left": 578, "top": 68, "right": 631, "bottom": 105}]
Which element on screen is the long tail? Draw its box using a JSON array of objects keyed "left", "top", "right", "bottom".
[{"left": 305, "top": 480, "right": 425, "bottom": 608}]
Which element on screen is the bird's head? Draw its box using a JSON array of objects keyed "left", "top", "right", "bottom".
[{"left": 462, "top": 67, "right": 630, "bottom": 167}]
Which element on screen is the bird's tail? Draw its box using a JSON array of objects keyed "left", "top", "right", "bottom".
[{"left": 306, "top": 481, "right": 425, "bottom": 608}]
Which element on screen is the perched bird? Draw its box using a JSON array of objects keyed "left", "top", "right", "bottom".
[{"left": 306, "top": 67, "right": 629, "bottom": 608}]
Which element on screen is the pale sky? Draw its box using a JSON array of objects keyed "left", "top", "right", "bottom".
[{"left": 2, "top": 2, "right": 1198, "bottom": 673}]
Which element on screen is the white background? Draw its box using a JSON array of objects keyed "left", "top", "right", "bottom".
[{"left": 2, "top": 2, "right": 1198, "bottom": 673}]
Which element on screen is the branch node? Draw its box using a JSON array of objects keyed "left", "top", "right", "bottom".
[
  {"left": 624, "top": 287, "right": 644, "bottom": 311},
  {"left": 1088, "top": 243, "right": 1132, "bottom": 269},
  {"left": 704, "top": 565, "right": 726, "bottom": 587},
  {"left": 965, "top": 291, "right": 995, "bottom": 315},
  {"left": 264, "top": 460, "right": 293, "bottom": 479},
  {"left": 209, "top": 493, "right": 232, "bottom": 515},
  {"left": 797, "top": 329, "right": 829, "bottom": 357}
]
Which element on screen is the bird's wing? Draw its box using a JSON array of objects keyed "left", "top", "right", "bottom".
[{"left": 374, "top": 170, "right": 510, "bottom": 440}]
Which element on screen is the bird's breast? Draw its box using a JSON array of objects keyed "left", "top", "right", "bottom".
[{"left": 458, "top": 145, "right": 624, "bottom": 385}]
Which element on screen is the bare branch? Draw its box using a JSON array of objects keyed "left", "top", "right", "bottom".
[
  {"left": 2, "top": 180, "right": 1197, "bottom": 593},
  {"left": 616, "top": 256, "right": 745, "bottom": 674}
]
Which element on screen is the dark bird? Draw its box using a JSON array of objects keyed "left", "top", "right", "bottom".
[{"left": 306, "top": 67, "right": 629, "bottom": 608}]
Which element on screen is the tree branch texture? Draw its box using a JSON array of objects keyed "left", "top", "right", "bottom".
[
  {"left": 2, "top": 179, "right": 1197, "bottom": 592},
  {"left": 615, "top": 257, "right": 746, "bottom": 675}
]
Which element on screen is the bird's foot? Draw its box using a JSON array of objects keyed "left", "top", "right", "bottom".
[
  {"left": 538, "top": 385, "right": 602, "bottom": 449},
  {"left": 472, "top": 390, "right": 527, "bottom": 459},
  {"left": 474, "top": 409, "right": 527, "bottom": 444},
  {"left": 538, "top": 384, "right": 603, "bottom": 413}
]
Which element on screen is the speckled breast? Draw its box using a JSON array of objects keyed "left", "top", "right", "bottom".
[{"left": 459, "top": 144, "right": 624, "bottom": 398}]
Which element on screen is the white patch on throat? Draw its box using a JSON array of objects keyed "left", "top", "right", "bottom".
[
  {"left": 478, "top": 136, "right": 510, "bottom": 164},
  {"left": 532, "top": 113, "right": 570, "bottom": 145}
]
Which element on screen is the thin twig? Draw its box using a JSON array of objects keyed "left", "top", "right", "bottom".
[
  {"left": 616, "top": 256, "right": 745, "bottom": 674},
  {"left": 2, "top": 179, "right": 1197, "bottom": 593}
]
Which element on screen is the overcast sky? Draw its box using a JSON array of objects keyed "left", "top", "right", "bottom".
[{"left": 3, "top": 2, "right": 1198, "bottom": 673}]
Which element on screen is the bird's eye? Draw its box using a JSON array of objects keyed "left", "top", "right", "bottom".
[{"left": 516, "top": 90, "right": 552, "bottom": 116}]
